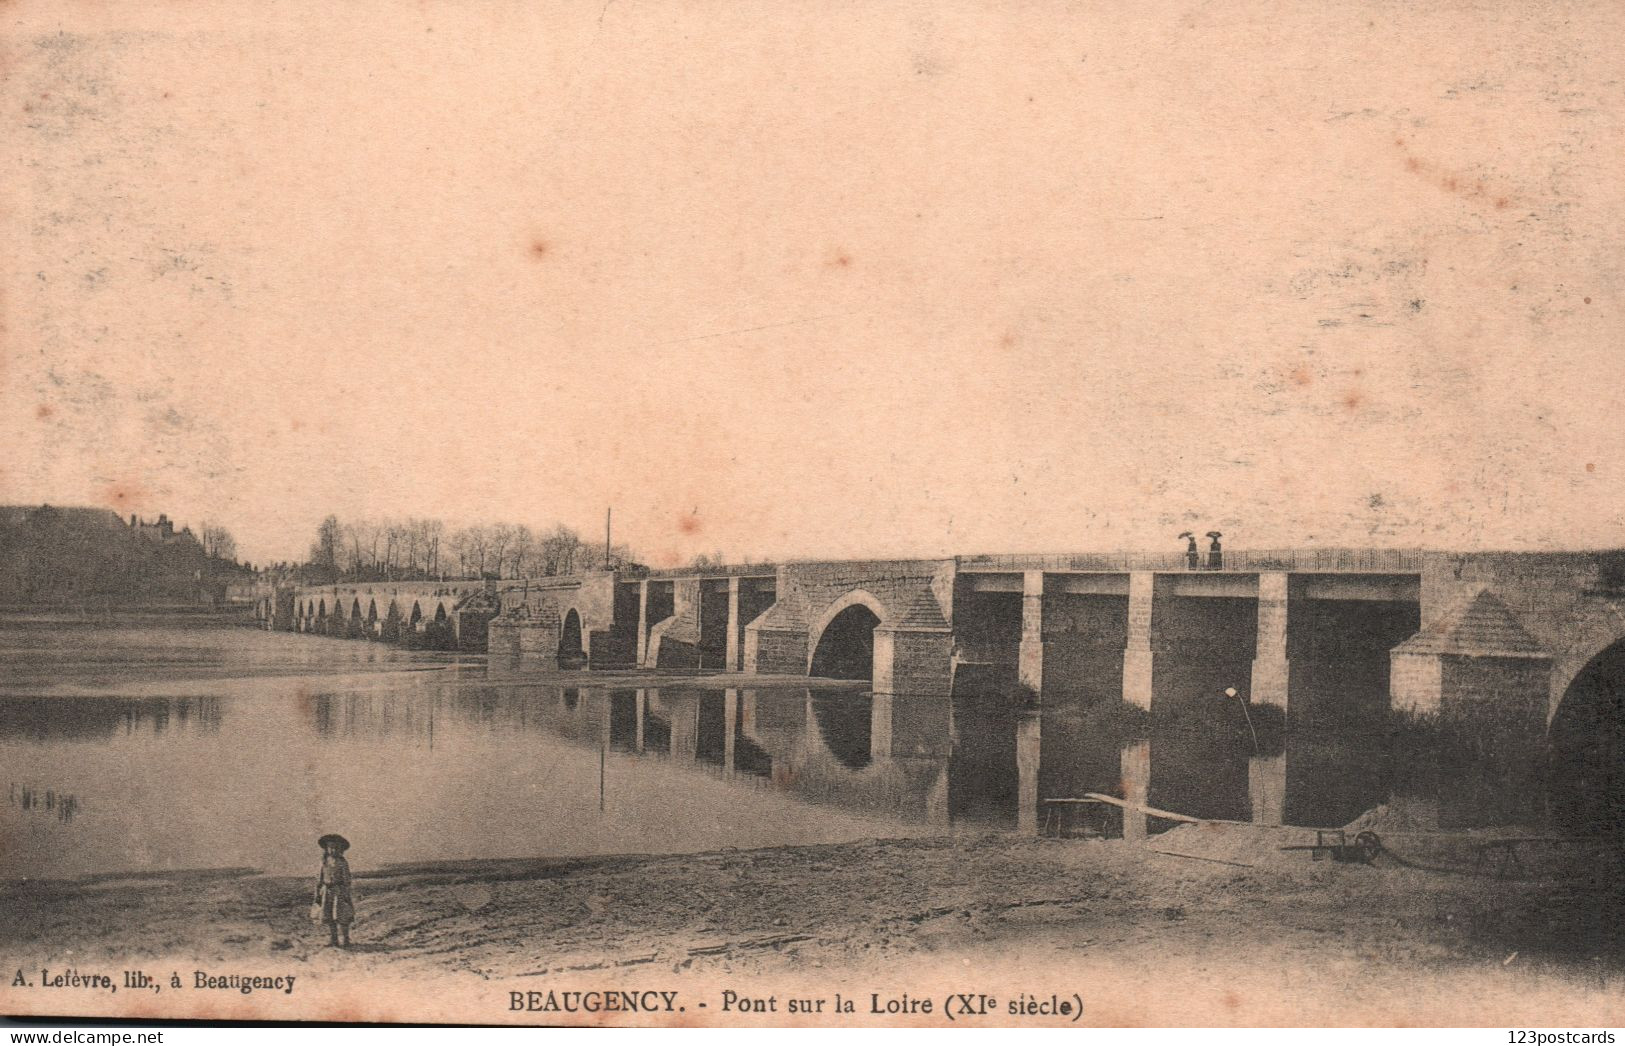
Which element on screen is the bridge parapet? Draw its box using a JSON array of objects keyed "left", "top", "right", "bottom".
[
  {"left": 636, "top": 563, "right": 779, "bottom": 580},
  {"left": 958, "top": 548, "right": 1424, "bottom": 574}
]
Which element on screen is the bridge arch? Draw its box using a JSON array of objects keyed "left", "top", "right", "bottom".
[
  {"left": 808, "top": 590, "right": 890, "bottom": 682},
  {"left": 409, "top": 601, "right": 423, "bottom": 630},
  {"left": 381, "top": 600, "right": 402, "bottom": 642},
  {"left": 1548, "top": 638, "right": 1625, "bottom": 835},
  {"left": 559, "top": 608, "right": 585, "bottom": 668}
]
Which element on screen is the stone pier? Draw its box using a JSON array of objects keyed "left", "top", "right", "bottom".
[{"left": 1122, "top": 572, "right": 1156, "bottom": 710}]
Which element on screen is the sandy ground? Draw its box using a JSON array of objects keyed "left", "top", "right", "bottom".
[{"left": 4, "top": 831, "right": 1624, "bottom": 1027}]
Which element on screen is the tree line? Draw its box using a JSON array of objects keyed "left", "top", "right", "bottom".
[{"left": 296, "top": 516, "right": 641, "bottom": 583}]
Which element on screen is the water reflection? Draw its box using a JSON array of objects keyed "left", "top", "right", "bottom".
[
  {"left": 0, "top": 695, "right": 223, "bottom": 742},
  {"left": 0, "top": 620, "right": 1406, "bottom": 878},
  {"left": 10, "top": 782, "right": 82, "bottom": 823},
  {"left": 271, "top": 679, "right": 985, "bottom": 830}
]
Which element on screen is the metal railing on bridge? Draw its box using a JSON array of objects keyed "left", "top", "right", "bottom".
[
  {"left": 633, "top": 562, "right": 781, "bottom": 581},
  {"left": 955, "top": 548, "right": 1424, "bottom": 574}
]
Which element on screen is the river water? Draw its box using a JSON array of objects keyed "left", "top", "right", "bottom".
[
  {"left": 0, "top": 618, "right": 1048, "bottom": 879},
  {"left": 3, "top": 617, "right": 1395, "bottom": 880}
]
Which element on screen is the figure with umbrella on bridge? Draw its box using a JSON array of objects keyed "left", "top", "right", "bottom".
[
  {"left": 1179, "top": 532, "right": 1200, "bottom": 570},
  {"left": 1206, "top": 532, "right": 1224, "bottom": 570}
]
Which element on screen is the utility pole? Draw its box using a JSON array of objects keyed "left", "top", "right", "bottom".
[{"left": 604, "top": 507, "right": 612, "bottom": 571}]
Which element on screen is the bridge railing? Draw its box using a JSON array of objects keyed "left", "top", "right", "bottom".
[
  {"left": 635, "top": 563, "right": 781, "bottom": 580},
  {"left": 955, "top": 548, "right": 1424, "bottom": 573}
]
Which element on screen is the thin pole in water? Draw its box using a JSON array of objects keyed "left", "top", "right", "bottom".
[
  {"left": 1225, "top": 686, "right": 1259, "bottom": 754},
  {"left": 599, "top": 742, "right": 606, "bottom": 812}
]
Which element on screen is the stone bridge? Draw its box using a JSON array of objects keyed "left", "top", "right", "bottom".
[
  {"left": 259, "top": 549, "right": 1625, "bottom": 725},
  {"left": 258, "top": 546, "right": 1625, "bottom": 830},
  {"left": 276, "top": 581, "right": 487, "bottom": 648}
]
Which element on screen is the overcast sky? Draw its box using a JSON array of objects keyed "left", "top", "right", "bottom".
[{"left": 5, "top": 0, "right": 1622, "bottom": 567}]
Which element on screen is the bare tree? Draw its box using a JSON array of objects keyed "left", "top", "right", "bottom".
[
  {"left": 299, "top": 514, "right": 634, "bottom": 581},
  {"left": 488, "top": 523, "right": 515, "bottom": 579},
  {"left": 382, "top": 519, "right": 405, "bottom": 579},
  {"left": 200, "top": 523, "right": 238, "bottom": 561},
  {"left": 339, "top": 522, "right": 363, "bottom": 577},
  {"left": 539, "top": 524, "right": 583, "bottom": 576},
  {"left": 424, "top": 519, "right": 444, "bottom": 578},
  {"left": 401, "top": 518, "right": 423, "bottom": 576},
  {"left": 310, "top": 515, "right": 341, "bottom": 581},
  {"left": 453, "top": 525, "right": 493, "bottom": 579},
  {"left": 511, "top": 524, "right": 535, "bottom": 579}
]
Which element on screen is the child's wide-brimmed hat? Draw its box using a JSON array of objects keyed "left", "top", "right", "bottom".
[{"left": 317, "top": 834, "right": 350, "bottom": 852}]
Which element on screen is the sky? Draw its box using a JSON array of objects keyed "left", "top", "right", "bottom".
[{"left": 4, "top": 0, "right": 1623, "bottom": 568}]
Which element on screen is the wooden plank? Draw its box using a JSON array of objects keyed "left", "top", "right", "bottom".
[
  {"left": 1147, "top": 849, "right": 1256, "bottom": 869},
  {"left": 1078, "top": 792, "right": 1205, "bottom": 824}
]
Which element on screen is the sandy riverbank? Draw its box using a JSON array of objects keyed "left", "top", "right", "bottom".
[{"left": 4, "top": 831, "right": 1623, "bottom": 1026}]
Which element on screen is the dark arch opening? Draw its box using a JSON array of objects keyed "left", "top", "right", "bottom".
[
  {"left": 1550, "top": 640, "right": 1625, "bottom": 837},
  {"left": 415, "top": 602, "right": 453, "bottom": 651},
  {"left": 409, "top": 602, "right": 423, "bottom": 629},
  {"left": 810, "top": 604, "right": 881, "bottom": 681},
  {"left": 558, "top": 609, "right": 585, "bottom": 669},
  {"left": 381, "top": 601, "right": 402, "bottom": 642}
]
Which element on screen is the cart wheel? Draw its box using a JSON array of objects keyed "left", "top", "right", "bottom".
[{"left": 1355, "top": 830, "right": 1382, "bottom": 864}]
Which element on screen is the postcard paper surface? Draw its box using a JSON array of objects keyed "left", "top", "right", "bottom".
[{"left": 3, "top": 0, "right": 1624, "bottom": 1028}]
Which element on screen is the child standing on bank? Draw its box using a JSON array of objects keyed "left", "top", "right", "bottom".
[{"left": 313, "top": 834, "right": 354, "bottom": 948}]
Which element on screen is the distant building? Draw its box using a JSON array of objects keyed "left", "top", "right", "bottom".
[
  {"left": 128, "top": 513, "right": 197, "bottom": 546},
  {"left": 1, "top": 504, "right": 234, "bottom": 607}
]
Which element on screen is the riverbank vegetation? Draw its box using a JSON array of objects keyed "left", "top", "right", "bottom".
[{"left": 288, "top": 515, "right": 642, "bottom": 584}]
